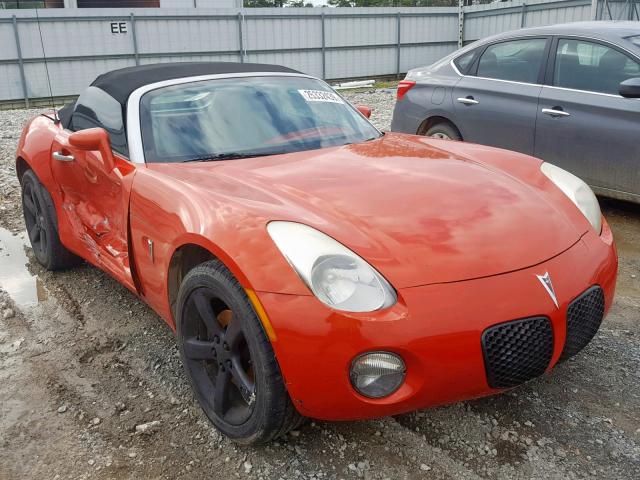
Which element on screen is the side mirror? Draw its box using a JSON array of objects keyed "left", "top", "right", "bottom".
[
  {"left": 68, "top": 128, "right": 115, "bottom": 172},
  {"left": 356, "top": 105, "right": 372, "bottom": 119},
  {"left": 619, "top": 77, "right": 640, "bottom": 98}
]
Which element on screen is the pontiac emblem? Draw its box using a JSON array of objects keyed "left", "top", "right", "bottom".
[{"left": 536, "top": 272, "right": 559, "bottom": 309}]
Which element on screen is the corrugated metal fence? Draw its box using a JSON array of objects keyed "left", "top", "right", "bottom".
[{"left": 0, "top": 0, "right": 625, "bottom": 105}]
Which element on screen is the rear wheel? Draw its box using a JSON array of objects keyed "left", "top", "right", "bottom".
[
  {"left": 21, "top": 169, "right": 80, "bottom": 270},
  {"left": 176, "top": 260, "right": 303, "bottom": 444},
  {"left": 425, "top": 123, "right": 462, "bottom": 141}
]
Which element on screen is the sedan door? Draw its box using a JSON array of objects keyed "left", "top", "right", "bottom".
[
  {"left": 535, "top": 37, "right": 640, "bottom": 198},
  {"left": 452, "top": 37, "right": 550, "bottom": 155}
]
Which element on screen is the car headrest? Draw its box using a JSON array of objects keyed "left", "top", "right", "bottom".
[
  {"left": 558, "top": 52, "right": 580, "bottom": 68},
  {"left": 479, "top": 50, "right": 499, "bottom": 71}
]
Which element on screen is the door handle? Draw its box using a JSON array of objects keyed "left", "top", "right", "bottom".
[
  {"left": 541, "top": 107, "right": 570, "bottom": 117},
  {"left": 457, "top": 96, "right": 479, "bottom": 105},
  {"left": 53, "top": 151, "right": 75, "bottom": 162}
]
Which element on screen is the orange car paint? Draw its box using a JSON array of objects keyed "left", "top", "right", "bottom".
[{"left": 17, "top": 115, "right": 617, "bottom": 420}]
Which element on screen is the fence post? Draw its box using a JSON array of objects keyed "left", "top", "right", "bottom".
[
  {"left": 12, "top": 15, "right": 29, "bottom": 109},
  {"left": 458, "top": 0, "right": 464, "bottom": 48},
  {"left": 321, "top": 11, "right": 326, "bottom": 80},
  {"left": 130, "top": 13, "right": 140, "bottom": 66},
  {"left": 604, "top": 0, "right": 613, "bottom": 19},
  {"left": 238, "top": 11, "right": 244, "bottom": 63},
  {"left": 520, "top": 2, "right": 527, "bottom": 27},
  {"left": 396, "top": 11, "right": 401, "bottom": 78}
]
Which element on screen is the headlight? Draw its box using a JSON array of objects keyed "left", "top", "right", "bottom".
[
  {"left": 540, "top": 162, "right": 602, "bottom": 233},
  {"left": 350, "top": 352, "right": 405, "bottom": 398},
  {"left": 267, "top": 221, "right": 397, "bottom": 312}
]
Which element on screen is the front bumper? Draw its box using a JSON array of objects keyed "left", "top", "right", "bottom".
[{"left": 257, "top": 220, "right": 617, "bottom": 421}]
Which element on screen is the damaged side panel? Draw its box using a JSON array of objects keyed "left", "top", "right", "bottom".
[{"left": 49, "top": 130, "right": 138, "bottom": 293}]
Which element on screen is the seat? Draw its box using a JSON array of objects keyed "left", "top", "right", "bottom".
[
  {"left": 598, "top": 49, "right": 629, "bottom": 95},
  {"left": 477, "top": 50, "right": 500, "bottom": 79},
  {"left": 554, "top": 53, "right": 581, "bottom": 90}
]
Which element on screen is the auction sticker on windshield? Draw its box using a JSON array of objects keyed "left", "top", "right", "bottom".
[{"left": 298, "top": 89, "right": 344, "bottom": 103}]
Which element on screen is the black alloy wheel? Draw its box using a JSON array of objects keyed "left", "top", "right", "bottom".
[
  {"left": 176, "top": 260, "right": 303, "bottom": 444},
  {"left": 182, "top": 289, "right": 256, "bottom": 425},
  {"left": 22, "top": 173, "right": 49, "bottom": 262},
  {"left": 20, "top": 169, "right": 80, "bottom": 270}
]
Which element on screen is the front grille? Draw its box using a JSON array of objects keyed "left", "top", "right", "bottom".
[
  {"left": 482, "top": 317, "right": 554, "bottom": 389},
  {"left": 560, "top": 286, "right": 605, "bottom": 361}
]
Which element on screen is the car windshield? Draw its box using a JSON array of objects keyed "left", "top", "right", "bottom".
[{"left": 139, "top": 75, "right": 381, "bottom": 163}]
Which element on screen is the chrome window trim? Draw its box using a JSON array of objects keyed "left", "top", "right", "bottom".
[
  {"left": 541, "top": 84, "right": 625, "bottom": 99},
  {"left": 450, "top": 57, "right": 543, "bottom": 87},
  {"left": 126, "top": 71, "right": 315, "bottom": 165},
  {"left": 462, "top": 75, "right": 542, "bottom": 88},
  {"left": 449, "top": 32, "right": 640, "bottom": 97}
]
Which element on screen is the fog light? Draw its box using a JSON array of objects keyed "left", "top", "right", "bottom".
[{"left": 349, "top": 352, "right": 405, "bottom": 398}]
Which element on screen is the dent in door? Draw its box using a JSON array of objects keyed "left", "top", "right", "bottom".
[{"left": 50, "top": 134, "right": 137, "bottom": 290}]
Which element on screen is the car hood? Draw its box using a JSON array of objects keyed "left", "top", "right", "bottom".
[{"left": 151, "top": 133, "right": 585, "bottom": 289}]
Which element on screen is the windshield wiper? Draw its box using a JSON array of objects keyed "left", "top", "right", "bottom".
[
  {"left": 182, "top": 150, "right": 295, "bottom": 163},
  {"left": 182, "top": 152, "right": 260, "bottom": 162}
]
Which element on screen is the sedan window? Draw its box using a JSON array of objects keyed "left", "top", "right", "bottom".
[
  {"left": 553, "top": 39, "right": 640, "bottom": 95},
  {"left": 476, "top": 38, "right": 547, "bottom": 84},
  {"left": 453, "top": 49, "right": 477, "bottom": 74}
]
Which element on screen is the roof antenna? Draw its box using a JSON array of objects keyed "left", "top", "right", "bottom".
[{"left": 35, "top": 6, "right": 58, "bottom": 124}]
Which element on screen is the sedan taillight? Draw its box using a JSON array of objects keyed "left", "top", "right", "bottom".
[{"left": 396, "top": 80, "right": 416, "bottom": 101}]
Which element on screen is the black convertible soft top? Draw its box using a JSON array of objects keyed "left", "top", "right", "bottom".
[
  {"left": 92, "top": 61, "right": 302, "bottom": 105},
  {"left": 58, "top": 62, "right": 302, "bottom": 128}
]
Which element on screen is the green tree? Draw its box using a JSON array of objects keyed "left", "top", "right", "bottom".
[
  {"left": 243, "top": 0, "right": 284, "bottom": 7},
  {"left": 327, "top": 0, "right": 456, "bottom": 6},
  {"left": 244, "top": 0, "right": 316, "bottom": 6},
  {"left": 286, "top": 0, "right": 315, "bottom": 6},
  {"left": 243, "top": 0, "right": 456, "bottom": 6}
]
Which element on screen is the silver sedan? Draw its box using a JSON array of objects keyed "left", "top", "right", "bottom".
[{"left": 391, "top": 21, "right": 640, "bottom": 204}]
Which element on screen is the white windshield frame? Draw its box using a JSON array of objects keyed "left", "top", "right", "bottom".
[{"left": 126, "top": 72, "right": 380, "bottom": 164}]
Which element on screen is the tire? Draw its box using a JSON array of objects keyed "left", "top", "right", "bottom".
[
  {"left": 425, "top": 123, "right": 462, "bottom": 141},
  {"left": 21, "top": 169, "right": 81, "bottom": 270},
  {"left": 176, "top": 260, "right": 303, "bottom": 444}
]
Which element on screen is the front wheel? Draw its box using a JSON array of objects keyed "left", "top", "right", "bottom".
[{"left": 176, "top": 260, "right": 303, "bottom": 444}]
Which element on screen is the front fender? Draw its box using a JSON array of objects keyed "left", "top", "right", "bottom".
[
  {"left": 16, "top": 115, "right": 58, "bottom": 192},
  {"left": 128, "top": 166, "right": 310, "bottom": 329}
]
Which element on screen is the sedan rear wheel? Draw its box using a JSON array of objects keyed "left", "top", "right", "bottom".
[
  {"left": 425, "top": 123, "right": 462, "bottom": 141},
  {"left": 176, "top": 260, "right": 303, "bottom": 444}
]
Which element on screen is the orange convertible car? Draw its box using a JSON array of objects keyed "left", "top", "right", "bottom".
[{"left": 16, "top": 62, "right": 617, "bottom": 444}]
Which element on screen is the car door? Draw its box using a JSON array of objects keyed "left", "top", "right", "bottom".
[
  {"left": 50, "top": 86, "right": 137, "bottom": 292},
  {"left": 452, "top": 36, "right": 550, "bottom": 155},
  {"left": 534, "top": 37, "right": 640, "bottom": 197}
]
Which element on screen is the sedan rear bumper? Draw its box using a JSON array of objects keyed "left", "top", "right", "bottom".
[{"left": 257, "top": 219, "right": 617, "bottom": 421}]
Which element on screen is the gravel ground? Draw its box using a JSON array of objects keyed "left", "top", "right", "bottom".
[{"left": 0, "top": 91, "right": 639, "bottom": 480}]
